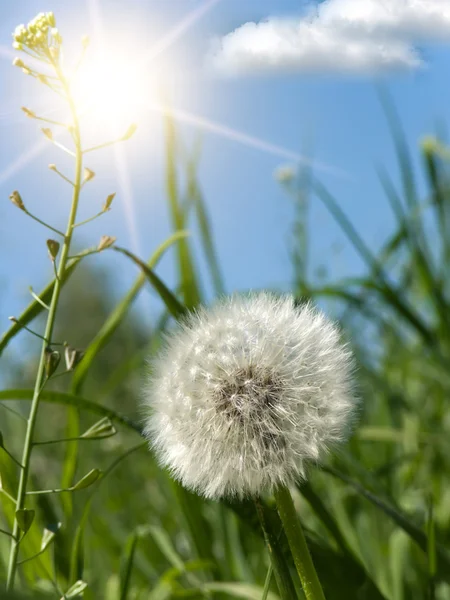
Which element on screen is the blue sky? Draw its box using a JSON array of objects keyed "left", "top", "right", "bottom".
[{"left": 1, "top": 0, "right": 450, "bottom": 359}]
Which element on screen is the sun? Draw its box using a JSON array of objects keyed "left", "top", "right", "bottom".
[{"left": 71, "top": 49, "right": 155, "bottom": 135}]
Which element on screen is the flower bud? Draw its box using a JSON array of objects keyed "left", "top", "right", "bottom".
[
  {"left": 48, "top": 163, "right": 57, "bottom": 171},
  {"left": 83, "top": 168, "right": 95, "bottom": 182},
  {"left": 21, "top": 67, "right": 32, "bottom": 76},
  {"left": 12, "top": 42, "right": 23, "bottom": 50},
  {"left": 21, "top": 106, "right": 36, "bottom": 118},
  {"left": 97, "top": 235, "right": 116, "bottom": 251},
  {"left": 9, "top": 190, "right": 25, "bottom": 211},
  {"left": 41, "top": 127, "right": 53, "bottom": 141},
  {"left": 13, "top": 24, "right": 26, "bottom": 42},
  {"left": 47, "top": 12, "right": 56, "bottom": 27},
  {"left": 102, "top": 193, "right": 116, "bottom": 212},
  {"left": 51, "top": 28, "right": 62, "bottom": 44},
  {"left": 275, "top": 164, "right": 296, "bottom": 184},
  {"left": 37, "top": 74, "right": 48, "bottom": 85},
  {"left": 13, "top": 58, "right": 25, "bottom": 68},
  {"left": 46, "top": 239, "right": 60, "bottom": 261}
]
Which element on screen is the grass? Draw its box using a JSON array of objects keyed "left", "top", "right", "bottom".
[{"left": 1, "top": 44, "right": 450, "bottom": 599}]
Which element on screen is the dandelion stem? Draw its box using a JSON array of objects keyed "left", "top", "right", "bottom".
[
  {"left": 6, "top": 57, "right": 83, "bottom": 592},
  {"left": 274, "top": 485, "right": 326, "bottom": 600},
  {"left": 254, "top": 498, "right": 297, "bottom": 600}
]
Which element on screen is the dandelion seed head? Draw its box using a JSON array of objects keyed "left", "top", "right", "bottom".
[{"left": 143, "top": 292, "right": 357, "bottom": 499}]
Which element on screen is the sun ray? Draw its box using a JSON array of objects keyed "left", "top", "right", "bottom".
[
  {"left": 0, "top": 139, "right": 47, "bottom": 187},
  {"left": 144, "top": 0, "right": 222, "bottom": 64},
  {"left": 0, "top": 45, "right": 15, "bottom": 62},
  {"left": 146, "top": 103, "right": 352, "bottom": 180},
  {"left": 112, "top": 145, "right": 141, "bottom": 255},
  {"left": 86, "top": 0, "right": 142, "bottom": 255}
]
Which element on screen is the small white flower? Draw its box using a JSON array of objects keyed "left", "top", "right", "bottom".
[
  {"left": 143, "top": 292, "right": 357, "bottom": 499},
  {"left": 274, "top": 164, "right": 296, "bottom": 184}
]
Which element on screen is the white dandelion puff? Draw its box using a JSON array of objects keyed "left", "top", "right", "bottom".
[{"left": 143, "top": 292, "right": 357, "bottom": 499}]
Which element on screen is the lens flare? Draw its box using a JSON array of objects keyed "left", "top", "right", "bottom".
[{"left": 71, "top": 52, "right": 153, "bottom": 134}]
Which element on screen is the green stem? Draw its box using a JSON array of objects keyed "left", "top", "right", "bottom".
[
  {"left": 24, "top": 209, "right": 65, "bottom": 237},
  {"left": 0, "top": 529, "right": 16, "bottom": 540},
  {"left": 73, "top": 211, "right": 105, "bottom": 228},
  {"left": 274, "top": 486, "right": 326, "bottom": 600},
  {"left": 6, "top": 60, "right": 83, "bottom": 592},
  {"left": 254, "top": 498, "right": 297, "bottom": 600}
]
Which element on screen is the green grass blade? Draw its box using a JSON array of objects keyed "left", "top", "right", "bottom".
[
  {"left": 0, "top": 258, "right": 80, "bottom": 355},
  {"left": 262, "top": 564, "right": 274, "bottom": 600},
  {"left": 322, "top": 466, "right": 450, "bottom": 580},
  {"left": 0, "top": 390, "right": 144, "bottom": 436},
  {"left": 202, "top": 582, "right": 280, "bottom": 600},
  {"left": 297, "top": 481, "right": 351, "bottom": 556},
  {"left": 164, "top": 113, "right": 202, "bottom": 309},
  {"left": 113, "top": 247, "right": 187, "bottom": 318},
  {"left": 71, "top": 231, "right": 188, "bottom": 392},
  {"left": 119, "top": 531, "right": 139, "bottom": 600},
  {"left": 145, "top": 526, "right": 185, "bottom": 570},
  {"left": 185, "top": 158, "right": 226, "bottom": 296},
  {"left": 427, "top": 497, "right": 437, "bottom": 600},
  {"left": 171, "top": 482, "right": 216, "bottom": 576},
  {"left": 59, "top": 406, "right": 80, "bottom": 521},
  {"left": 69, "top": 443, "right": 146, "bottom": 585}
]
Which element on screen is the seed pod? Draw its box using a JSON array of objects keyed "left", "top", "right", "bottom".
[
  {"left": 97, "top": 235, "right": 116, "bottom": 251},
  {"left": 64, "top": 345, "right": 84, "bottom": 371},
  {"left": 21, "top": 106, "right": 36, "bottom": 118},
  {"left": 45, "top": 347, "right": 60, "bottom": 378},
  {"left": 102, "top": 193, "right": 115, "bottom": 212},
  {"left": 83, "top": 168, "right": 95, "bottom": 182},
  {"left": 41, "top": 127, "right": 53, "bottom": 141},
  {"left": 46, "top": 239, "right": 60, "bottom": 261},
  {"left": 9, "top": 190, "right": 25, "bottom": 211}
]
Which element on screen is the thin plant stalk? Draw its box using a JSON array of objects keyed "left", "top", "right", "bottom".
[
  {"left": 6, "top": 58, "right": 83, "bottom": 591},
  {"left": 274, "top": 485, "right": 326, "bottom": 600},
  {"left": 254, "top": 498, "right": 297, "bottom": 600}
]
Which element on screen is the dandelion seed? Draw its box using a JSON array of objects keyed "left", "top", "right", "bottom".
[{"left": 143, "top": 292, "right": 357, "bottom": 499}]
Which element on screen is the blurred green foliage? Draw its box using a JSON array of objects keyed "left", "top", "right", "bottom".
[{"left": 1, "top": 104, "right": 450, "bottom": 599}]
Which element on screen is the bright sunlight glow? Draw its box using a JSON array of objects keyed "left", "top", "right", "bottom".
[{"left": 72, "top": 51, "right": 155, "bottom": 135}]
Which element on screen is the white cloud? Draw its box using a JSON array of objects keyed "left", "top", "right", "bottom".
[{"left": 211, "top": 0, "right": 450, "bottom": 75}]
